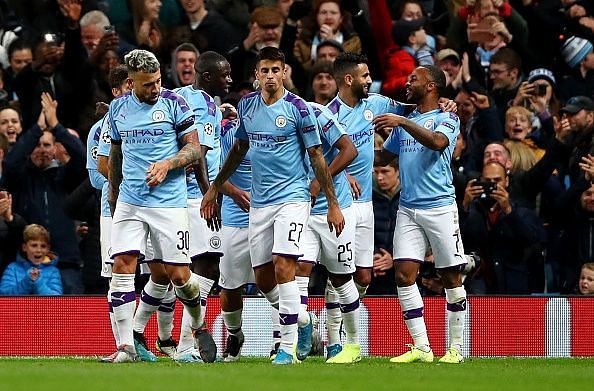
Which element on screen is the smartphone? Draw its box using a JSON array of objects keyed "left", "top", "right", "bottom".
[
  {"left": 104, "top": 25, "right": 116, "bottom": 34},
  {"left": 475, "top": 181, "right": 497, "bottom": 195},
  {"left": 535, "top": 84, "right": 547, "bottom": 97}
]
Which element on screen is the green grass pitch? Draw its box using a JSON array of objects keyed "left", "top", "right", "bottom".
[{"left": 1, "top": 357, "right": 592, "bottom": 391}]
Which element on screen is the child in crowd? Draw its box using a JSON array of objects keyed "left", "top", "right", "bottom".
[
  {"left": 578, "top": 263, "right": 594, "bottom": 295},
  {"left": 0, "top": 224, "right": 63, "bottom": 295}
]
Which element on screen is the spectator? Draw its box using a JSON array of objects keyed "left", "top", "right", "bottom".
[
  {"left": 0, "top": 106, "right": 22, "bottom": 147},
  {"left": 0, "top": 187, "right": 27, "bottom": 276},
  {"left": 461, "top": 161, "right": 546, "bottom": 293},
  {"left": 503, "top": 106, "right": 544, "bottom": 161},
  {"left": 2, "top": 39, "right": 33, "bottom": 104},
  {"left": 308, "top": 60, "right": 337, "bottom": 105},
  {"left": 488, "top": 47, "right": 522, "bottom": 122},
  {"left": 0, "top": 223, "right": 63, "bottom": 296},
  {"left": 316, "top": 39, "right": 344, "bottom": 62},
  {"left": 169, "top": 0, "right": 240, "bottom": 56},
  {"left": 293, "top": 0, "right": 361, "bottom": 70},
  {"left": 577, "top": 263, "right": 594, "bottom": 295},
  {"left": 560, "top": 96, "right": 594, "bottom": 183},
  {"left": 165, "top": 42, "right": 199, "bottom": 88},
  {"left": 228, "top": 6, "right": 306, "bottom": 93},
  {"left": 2, "top": 93, "right": 87, "bottom": 294},
  {"left": 436, "top": 48, "right": 461, "bottom": 96},
  {"left": 128, "top": 0, "right": 163, "bottom": 53},
  {"left": 369, "top": 158, "right": 400, "bottom": 295},
  {"left": 559, "top": 35, "right": 594, "bottom": 102}
]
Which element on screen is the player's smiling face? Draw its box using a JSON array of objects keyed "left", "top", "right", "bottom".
[
  {"left": 132, "top": 69, "right": 161, "bottom": 105},
  {"left": 405, "top": 68, "right": 428, "bottom": 103},
  {"left": 256, "top": 59, "right": 286, "bottom": 95},
  {"left": 350, "top": 63, "right": 371, "bottom": 100}
]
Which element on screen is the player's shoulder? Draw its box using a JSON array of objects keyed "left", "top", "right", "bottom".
[
  {"left": 109, "top": 91, "right": 132, "bottom": 109},
  {"left": 438, "top": 110, "right": 460, "bottom": 124},
  {"left": 238, "top": 90, "right": 260, "bottom": 109},
  {"left": 367, "top": 93, "right": 399, "bottom": 106},
  {"left": 283, "top": 91, "right": 310, "bottom": 116},
  {"left": 159, "top": 88, "right": 191, "bottom": 111},
  {"left": 307, "top": 101, "right": 326, "bottom": 117},
  {"left": 327, "top": 97, "right": 341, "bottom": 114}
]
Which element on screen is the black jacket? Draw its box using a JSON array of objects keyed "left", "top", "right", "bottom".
[{"left": 1, "top": 123, "right": 87, "bottom": 268}]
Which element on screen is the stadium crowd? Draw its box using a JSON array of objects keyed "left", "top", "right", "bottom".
[{"left": 0, "top": 0, "right": 594, "bottom": 299}]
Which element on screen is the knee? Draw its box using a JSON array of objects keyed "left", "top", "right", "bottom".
[
  {"left": 394, "top": 269, "right": 416, "bottom": 287},
  {"left": 168, "top": 267, "right": 190, "bottom": 287},
  {"left": 354, "top": 270, "right": 371, "bottom": 287},
  {"left": 329, "top": 273, "right": 351, "bottom": 288}
]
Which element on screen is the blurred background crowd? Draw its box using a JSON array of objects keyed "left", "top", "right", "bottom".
[{"left": 1, "top": 0, "right": 594, "bottom": 297}]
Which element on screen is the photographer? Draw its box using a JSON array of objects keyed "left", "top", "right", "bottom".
[{"left": 461, "top": 161, "right": 546, "bottom": 294}]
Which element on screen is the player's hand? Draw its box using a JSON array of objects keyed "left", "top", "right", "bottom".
[
  {"left": 231, "top": 188, "right": 250, "bottom": 212},
  {"left": 327, "top": 204, "right": 345, "bottom": 237},
  {"left": 146, "top": 160, "right": 171, "bottom": 187},
  {"left": 372, "top": 113, "right": 405, "bottom": 133},
  {"left": 200, "top": 185, "right": 220, "bottom": 228},
  {"left": 220, "top": 103, "right": 237, "bottom": 120},
  {"left": 346, "top": 173, "right": 361, "bottom": 200},
  {"left": 29, "top": 268, "right": 40, "bottom": 282},
  {"left": 438, "top": 98, "right": 458, "bottom": 113}
]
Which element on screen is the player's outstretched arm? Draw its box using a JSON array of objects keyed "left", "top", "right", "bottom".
[
  {"left": 373, "top": 114, "right": 449, "bottom": 151},
  {"left": 308, "top": 145, "right": 345, "bottom": 237},
  {"left": 201, "top": 139, "right": 249, "bottom": 220},
  {"left": 220, "top": 181, "right": 250, "bottom": 212},
  {"left": 108, "top": 142, "right": 123, "bottom": 216}
]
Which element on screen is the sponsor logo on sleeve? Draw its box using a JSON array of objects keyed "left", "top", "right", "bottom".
[{"left": 204, "top": 122, "right": 214, "bottom": 135}]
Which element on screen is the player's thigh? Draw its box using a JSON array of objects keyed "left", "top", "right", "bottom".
[
  {"left": 319, "top": 206, "right": 356, "bottom": 275},
  {"left": 248, "top": 205, "right": 275, "bottom": 269},
  {"left": 110, "top": 202, "right": 149, "bottom": 259},
  {"left": 188, "top": 197, "right": 223, "bottom": 257},
  {"left": 419, "top": 203, "right": 466, "bottom": 269},
  {"left": 219, "top": 226, "right": 253, "bottom": 289},
  {"left": 392, "top": 205, "right": 429, "bottom": 262},
  {"left": 298, "top": 216, "right": 322, "bottom": 266},
  {"left": 353, "top": 201, "right": 374, "bottom": 268},
  {"left": 146, "top": 206, "right": 191, "bottom": 265},
  {"left": 272, "top": 201, "right": 310, "bottom": 258},
  {"left": 99, "top": 215, "right": 113, "bottom": 277}
]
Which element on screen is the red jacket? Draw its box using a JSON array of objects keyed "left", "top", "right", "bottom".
[{"left": 381, "top": 48, "right": 416, "bottom": 100}]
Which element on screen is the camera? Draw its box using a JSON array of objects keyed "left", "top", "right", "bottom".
[
  {"left": 534, "top": 83, "right": 547, "bottom": 97},
  {"left": 475, "top": 181, "right": 497, "bottom": 196},
  {"left": 104, "top": 25, "right": 116, "bottom": 34}
]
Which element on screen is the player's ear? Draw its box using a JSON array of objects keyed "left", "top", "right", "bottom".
[
  {"left": 344, "top": 73, "right": 353, "bottom": 87},
  {"left": 202, "top": 71, "right": 211, "bottom": 83}
]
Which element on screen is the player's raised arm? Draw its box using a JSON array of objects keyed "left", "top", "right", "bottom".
[{"left": 307, "top": 145, "right": 345, "bottom": 237}]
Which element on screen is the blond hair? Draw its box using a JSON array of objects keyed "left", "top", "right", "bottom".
[
  {"left": 505, "top": 105, "right": 532, "bottom": 123},
  {"left": 503, "top": 139, "right": 537, "bottom": 173},
  {"left": 23, "top": 224, "right": 50, "bottom": 244},
  {"left": 582, "top": 262, "right": 594, "bottom": 272}
]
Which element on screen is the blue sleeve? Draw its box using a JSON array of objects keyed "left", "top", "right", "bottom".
[
  {"left": 174, "top": 96, "right": 196, "bottom": 140},
  {"left": 434, "top": 112, "right": 460, "bottom": 147},
  {"left": 97, "top": 116, "right": 111, "bottom": 157},
  {"left": 383, "top": 128, "right": 401, "bottom": 155},
  {"left": 0, "top": 263, "right": 32, "bottom": 295},
  {"left": 88, "top": 169, "right": 105, "bottom": 190},
  {"left": 236, "top": 102, "right": 248, "bottom": 141},
  {"left": 378, "top": 95, "right": 406, "bottom": 115},
  {"left": 195, "top": 99, "right": 216, "bottom": 150},
  {"left": 33, "top": 267, "right": 63, "bottom": 295},
  {"left": 318, "top": 109, "right": 346, "bottom": 146},
  {"left": 298, "top": 104, "right": 321, "bottom": 149},
  {"left": 108, "top": 103, "right": 121, "bottom": 142}
]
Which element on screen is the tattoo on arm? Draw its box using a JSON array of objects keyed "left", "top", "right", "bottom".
[
  {"left": 213, "top": 139, "right": 249, "bottom": 189},
  {"left": 108, "top": 143, "right": 123, "bottom": 216},
  {"left": 177, "top": 131, "right": 209, "bottom": 194},
  {"left": 308, "top": 145, "right": 339, "bottom": 207}
]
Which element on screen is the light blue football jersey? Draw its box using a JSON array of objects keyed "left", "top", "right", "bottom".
[
  {"left": 86, "top": 116, "right": 110, "bottom": 217},
  {"left": 327, "top": 93, "right": 405, "bottom": 202},
  {"left": 308, "top": 102, "right": 353, "bottom": 215},
  {"left": 108, "top": 88, "right": 195, "bottom": 208},
  {"left": 175, "top": 86, "right": 221, "bottom": 199},
  {"left": 220, "top": 120, "right": 251, "bottom": 228},
  {"left": 236, "top": 90, "right": 321, "bottom": 208},
  {"left": 383, "top": 109, "right": 460, "bottom": 209}
]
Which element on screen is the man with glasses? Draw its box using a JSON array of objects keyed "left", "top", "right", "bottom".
[{"left": 488, "top": 48, "right": 522, "bottom": 122}]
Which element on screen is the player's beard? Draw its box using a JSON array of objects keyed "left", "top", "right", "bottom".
[{"left": 353, "top": 81, "right": 369, "bottom": 101}]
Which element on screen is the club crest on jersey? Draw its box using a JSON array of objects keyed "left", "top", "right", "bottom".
[
  {"left": 423, "top": 119, "right": 434, "bottom": 129},
  {"left": 210, "top": 236, "right": 221, "bottom": 249},
  {"left": 152, "top": 110, "right": 165, "bottom": 122},
  {"left": 91, "top": 146, "right": 98, "bottom": 160},
  {"left": 204, "top": 122, "right": 214, "bottom": 135},
  {"left": 364, "top": 109, "right": 373, "bottom": 121},
  {"left": 275, "top": 115, "right": 287, "bottom": 128}
]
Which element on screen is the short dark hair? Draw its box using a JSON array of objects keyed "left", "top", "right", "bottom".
[
  {"left": 108, "top": 65, "right": 129, "bottom": 89},
  {"left": 311, "top": 60, "right": 334, "bottom": 79},
  {"left": 255, "top": 46, "right": 285, "bottom": 66},
  {"left": 7, "top": 38, "right": 32, "bottom": 60},
  {"left": 333, "top": 52, "right": 368, "bottom": 85},
  {"left": 423, "top": 65, "right": 446, "bottom": 90},
  {"left": 196, "top": 51, "right": 228, "bottom": 74},
  {"left": 490, "top": 47, "right": 522, "bottom": 71}
]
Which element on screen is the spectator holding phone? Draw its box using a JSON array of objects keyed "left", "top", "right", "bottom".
[{"left": 461, "top": 161, "right": 545, "bottom": 293}]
